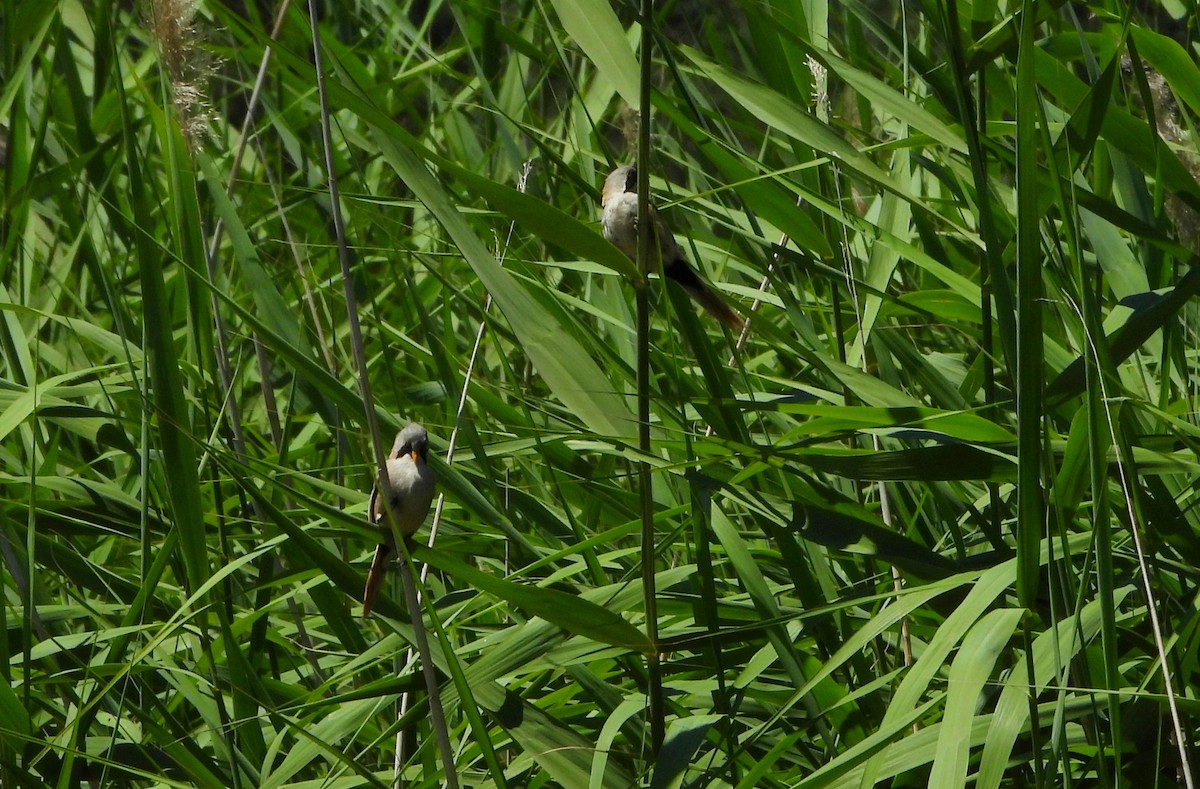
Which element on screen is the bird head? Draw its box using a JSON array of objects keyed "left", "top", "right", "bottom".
[
  {"left": 392, "top": 423, "right": 430, "bottom": 464},
  {"left": 602, "top": 165, "right": 637, "bottom": 205}
]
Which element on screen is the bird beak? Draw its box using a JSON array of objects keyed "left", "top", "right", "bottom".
[{"left": 411, "top": 451, "right": 422, "bottom": 464}]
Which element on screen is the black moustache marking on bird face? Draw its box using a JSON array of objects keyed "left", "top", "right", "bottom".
[
  {"left": 389, "top": 495, "right": 401, "bottom": 508},
  {"left": 624, "top": 167, "right": 638, "bottom": 193}
]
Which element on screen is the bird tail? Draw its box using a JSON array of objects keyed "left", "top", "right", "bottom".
[
  {"left": 664, "top": 257, "right": 745, "bottom": 330},
  {"left": 362, "top": 542, "right": 392, "bottom": 617}
]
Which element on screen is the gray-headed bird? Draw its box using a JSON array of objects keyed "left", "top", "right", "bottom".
[
  {"left": 601, "top": 165, "right": 744, "bottom": 329},
  {"left": 362, "top": 423, "right": 436, "bottom": 617}
]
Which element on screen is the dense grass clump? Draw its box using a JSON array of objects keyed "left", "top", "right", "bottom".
[{"left": 3, "top": 0, "right": 1200, "bottom": 785}]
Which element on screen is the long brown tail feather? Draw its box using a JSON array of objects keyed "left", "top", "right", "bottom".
[
  {"left": 664, "top": 258, "right": 745, "bottom": 329},
  {"left": 362, "top": 542, "right": 391, "bottom": 617}
]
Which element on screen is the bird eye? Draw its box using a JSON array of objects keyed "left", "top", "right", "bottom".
[{"left": 389, "top": 495, "right": 401, "bottom": 508}]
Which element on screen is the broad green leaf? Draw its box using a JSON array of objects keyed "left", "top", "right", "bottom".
[
  {"left": 196, "top": 152, "right": 309, "bottom": 351},
  {"left": 785, "top": 443, "right": 1015, "bottom": 482},
  {"left": 975, "top": 587, "right": 1136, "bottom": 789},
  {"left": 855, "top": 560, "right": 1016, "bottom": 786},
  {"left": 442, "top": 162, "right": 638, "bottom": 278},
  {"left": 683, "top": 48, "right": 907, "bottom": 196},
  {"left": 814, "top": 48, "right": 967, "bottom": 154},
  {"left": 1048, "top": 265, "right": 1200, "bottom": 401},
  {"left": 798, "top": 505, "right": 973, "bottom": 580},
  {"left": 1130, "top": 27, "right": 1200, "bottom": 118},
  {"left": 0, "top": 678, "right": 32, "bottom": 748},
  {"left": 416, "top": 550, "right": 653, "bottom": 653},
  {"left": 0, "top": 0, "right": 59, "bottom": 119},
  {"left": 759, "top": 402, "right": 1015, "bottom": 443},
  {"left": 655, "top": 100, "right": 835, "bottom": 259},
  {"left": 650, "top": 714, "right": 723, "bottom": 789},
  {"left": 929, "top": 608, "right": 1024, "bottom": 787},
  {"left": 546, "top": 0, "right": 640, "bottom": 107}
]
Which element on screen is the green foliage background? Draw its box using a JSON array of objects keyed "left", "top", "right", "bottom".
[{"left": 3, "top": 0, "right": 1200, "bottom": 785}]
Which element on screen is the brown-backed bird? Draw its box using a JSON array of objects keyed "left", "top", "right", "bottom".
[
  {"left": 362, "top": 423, "right": 436, "bottom": 617},
  {"left": 601, "top": 165, "right": 744, "bottom": 329}
]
